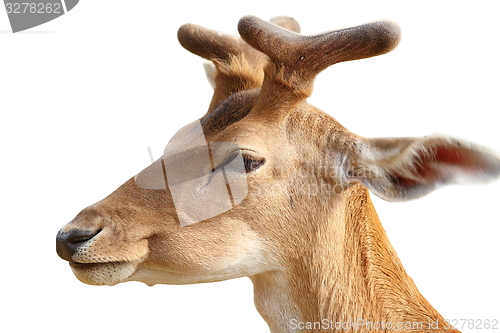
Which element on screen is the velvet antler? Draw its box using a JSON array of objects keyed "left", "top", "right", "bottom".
[
  {"left": 237, "top": 16, "right": 401, "bottom": 119},
  {"left": 177, "top": 17, "right": 300, "bottom": 113}
]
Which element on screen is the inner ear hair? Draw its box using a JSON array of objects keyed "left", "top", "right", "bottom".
[{"left": 352, "top": 135, "right": 500, "bottom": 201}]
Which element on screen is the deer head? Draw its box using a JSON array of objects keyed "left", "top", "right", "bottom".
[{"left": 56, "top": 16, "right": 500, "bottom": 332}]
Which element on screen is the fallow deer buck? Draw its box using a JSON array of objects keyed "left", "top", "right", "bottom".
[{"left": 56, "top": 16, "right": 500, "bottom": 332}]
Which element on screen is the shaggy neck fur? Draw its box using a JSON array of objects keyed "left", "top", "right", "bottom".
[{"left": 251, "top": 185, "right": 458, "bottom": 333}]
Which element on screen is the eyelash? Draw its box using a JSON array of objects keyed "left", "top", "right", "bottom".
[{"left": 216, "top": 153, "right": 264, "bottom": 174}]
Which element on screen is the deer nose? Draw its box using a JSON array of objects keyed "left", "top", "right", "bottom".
[{"left": 56, "top": 228, "right": 102, "bottom": 262}]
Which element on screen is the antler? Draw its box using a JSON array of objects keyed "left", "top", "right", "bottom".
[
  {"left": 238, "top": 16, "right": 401, "bottom": 119},
  {"left": 177, "top": 17, "right": 300, "bottom": 113}
]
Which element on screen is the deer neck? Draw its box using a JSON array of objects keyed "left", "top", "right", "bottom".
[{"left": 250, "top": 185, "right": 456, "bottom": 333}]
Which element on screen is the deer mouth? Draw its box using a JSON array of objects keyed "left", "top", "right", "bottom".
[
  {"left": 68, "top": 260, "right": 139, "bottom": 286},
  {"left": 69, "top": 261, "right": 113, "bottom": 269}
]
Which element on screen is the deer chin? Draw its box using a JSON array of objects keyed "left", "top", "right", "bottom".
[{"left": 69, "top": 261, "right": 140, "bottom": 286}]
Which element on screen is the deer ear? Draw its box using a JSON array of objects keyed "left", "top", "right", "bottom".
[
  {"left": 203, "top": 62, "right": 217, "bottom": 89},
  {"left": 349, "top": 136, "right": 500, "bottom": 202}
]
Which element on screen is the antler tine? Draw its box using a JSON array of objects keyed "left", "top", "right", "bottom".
[
  {"left": 178, "top": 23, "right": 259, "bottom": 66},
  {"left": 178, "top": 17, "right": 300, "bottom": 66},
  {"left": 178, "top": 18, "right": 301, "bottom": 114},
  {"left": 238, "top": 16, "right": 401, "bottom": 113},
  {"left": 178, "top": 23, "right": 266, "bottom": 113},
  {"left": 269, "top": 16, "right": 300, "bottom": 33}
]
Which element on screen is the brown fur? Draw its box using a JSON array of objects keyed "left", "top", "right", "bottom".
[{"left": 57, "top": 16, "right": 500, "bottom": 333}]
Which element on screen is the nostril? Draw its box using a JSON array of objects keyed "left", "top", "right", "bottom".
[{"left": 56, "top": 228, "right": 102, "bottom": 262}]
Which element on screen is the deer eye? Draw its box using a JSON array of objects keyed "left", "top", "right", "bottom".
[
  {"left": 243, "top": 155, "right": 264, "bottom": 173},
  {"left": 216, "top": 152, "right": 264, "bottom": 174}
]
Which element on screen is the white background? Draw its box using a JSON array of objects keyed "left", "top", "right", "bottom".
[{"left": 1, "top": 1, "right": 498, "bottom": 332}]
